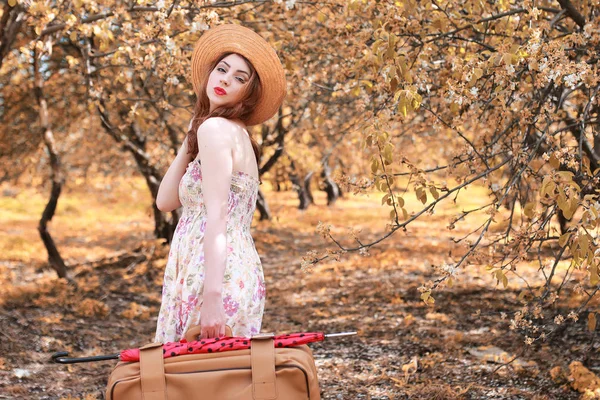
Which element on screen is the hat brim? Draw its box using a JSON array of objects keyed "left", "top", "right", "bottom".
[{"left": 191, "top": 24, "right": 287, "bottom": 127}]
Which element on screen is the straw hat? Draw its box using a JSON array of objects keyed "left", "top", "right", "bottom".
[{"left": 190, "top": 24, "right": 287, "bottom": 126}]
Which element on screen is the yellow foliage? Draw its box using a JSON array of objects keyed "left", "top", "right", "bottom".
[
  {"left": 121, "top": 301, "right": 151, "bottom": 320},
  {"left": 588, "top": 313, "right": 597, "bottom": 332},
  {"left": 420, "top": 290, "right": 435, "bottom": 305},
  {"left": 415, "top": 186, "right": 427, "bottom": 204},
  {"left": 569, "top": 361, "right": 600, "bottom": 393},
  {"left": 401, "top": 356, "right": 418, "bottom": 382},
  {"left": 403, "top": 313, "right": 415, "bottom": 327},
  {"left": 523, "top": 202, "right": 536, "bottom": 219},
  {"left": 74, "top": 298, "right": 109, "bottom": 318},
  {"left": 550, "top": 365, "right": 565, "bottom": 383}
]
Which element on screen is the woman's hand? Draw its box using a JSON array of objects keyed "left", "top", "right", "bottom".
[{"left": 200, "top": 292, "right": 227, "bottom": 339}]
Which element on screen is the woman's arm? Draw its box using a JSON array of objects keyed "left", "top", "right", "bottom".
[
  {"left": 197, "top": 117, "right": 236, "bottom": 338},
  {"left": 156, "top": 125, "right": 194, "bottom": 212}
]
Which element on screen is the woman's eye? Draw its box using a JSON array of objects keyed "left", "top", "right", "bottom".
[
  {"left": 236, "top": 77, "right": 246, "bottom": 83},
  {"left": 217, "top": 67, "right": 226, "bottom": 72}
]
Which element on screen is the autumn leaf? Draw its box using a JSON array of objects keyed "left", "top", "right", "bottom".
[{"left": 588, "top": 313, "right": 597, "bottom": 332}]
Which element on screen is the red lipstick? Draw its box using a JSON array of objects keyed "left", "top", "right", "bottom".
[{"left": 214, "top": 87, "right": 227, "bottom": 95}]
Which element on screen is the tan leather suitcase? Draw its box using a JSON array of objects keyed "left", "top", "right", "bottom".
[{"left": 105, "top": 333, "right": 321, "bottom": 400}]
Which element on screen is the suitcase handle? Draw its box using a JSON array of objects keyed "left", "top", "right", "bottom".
[
  {"left": 138, "top": 333, "right": 278, "bottom": 400},
  {"left": 184, "top": 324, "right": 233, "bottom": 342},
  {"left": 251, "top": 334, "right": 277, "bottom": 400},
  {"left": 139, "top": 343, "right": 166, "bottom": 400}
]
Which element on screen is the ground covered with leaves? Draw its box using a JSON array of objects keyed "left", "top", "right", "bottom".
[{"left": 0, "top": 178, "right": 598, "bottom": 399}]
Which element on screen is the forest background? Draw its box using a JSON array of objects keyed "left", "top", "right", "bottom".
[{"left": 1, "top": 0, "right": 600, "bottom": 398}]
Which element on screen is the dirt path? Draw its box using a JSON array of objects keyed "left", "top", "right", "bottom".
[{"left": 0, "top": 189, "right": 592, "bottom": 399}]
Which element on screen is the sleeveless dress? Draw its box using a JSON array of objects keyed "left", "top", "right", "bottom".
[{"left": 154, "top": 158, "right": 265, "bottom": 343}]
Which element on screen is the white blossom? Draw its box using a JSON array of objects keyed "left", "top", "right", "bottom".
[
  {"left": 165, "top": 37, "right": 176, "bottom": 53},
  {"left": 568, "top": 311, "right": 579, "bottom": 322},
  {"left": 89, "top": 87, "right": 102, "bottom": 99},
  {"left": 441, "top": 263, "right": 458, "bottom": 276},
  {"left": 527, "top": 41, "right": 540, "bottom": 53},
  {"left": 166, "top": 76, "right": 179, "bottom": 86},
  {"left": 546, "top": 69, "right": 560, "bottom": 83},
  {"left": 563, "top": 73, "right": 578, "bottom": 88},
  {"left": 190, "top": 21, "right": 208, "bottom": 33}
]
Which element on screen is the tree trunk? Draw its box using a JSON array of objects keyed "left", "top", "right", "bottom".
[
  {"left": 256, "top": 189, "right": 271, "bottom": 220},
  {"left": 37, "top": 179, "right": 67, "bottom": 278},
  {"left": 335, "top": 159, "right": 345, "bottom": 199},
  {"left": 290, "top": 160, "right": 313, "bottom": 210},
  {"left": 321, "top": 163, "right": 341, "bottom": 206},
  {"left": 97, "top": 102, "right": 179, "bottom": 242},
  {"left": 304, "top": 171, "right": 314, "bottom": 205},
  {"left": 593, "top": 105, "right": 600, "bottom": 157},
  {"left": 0, "top": 4, "right": 25, "bottom": 71},
  {"left": 139, "top": 163, "right": 179, "bottom": 242},
  {"left": 120, "top": 120, "right": 179, "bottom": 242},
  {"left": 76, "top": 37, "right": 179, "bottom": 244},
  {"left": 557, "top": 209, "right": 569, "bottom": 236},
  {"left": 33, "top": 47, "right": 67, "bottom": 279},
  {"left": 557, "top": 0, "right": 586, "bottom": 28},
  {"left": 132, "top": 158, "right": 178, "bottom": 243}
]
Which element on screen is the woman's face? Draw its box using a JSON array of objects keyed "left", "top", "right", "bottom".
[{"left": 206, "top": 53, "right": 251, "bottom": 112}]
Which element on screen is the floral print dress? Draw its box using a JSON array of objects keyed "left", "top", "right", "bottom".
[{"left": 154, "top": 159, "right": 265, "bottom": 342}]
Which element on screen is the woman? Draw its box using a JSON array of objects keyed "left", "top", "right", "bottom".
[{"left": 154, "top": 24, "right": 286, "bottom": 342}]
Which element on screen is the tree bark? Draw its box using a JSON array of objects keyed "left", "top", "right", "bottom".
[
  {"left": 255, "top": 108, "right": 288, "bottom": 208},
  {"left": 73, "top": 36, "right": 180, "bottom": 243},
  {"left": 258, "top": 128, "right": 286, "bottom": 176},
  {"left": 129, "top": 122, "right": 180, "bottom": 242},
  {"left": 557, "top": 209, "right": 569, "bottom": 235},
  {"left": 0, "top": 3, "right": 25, "bottom": 71},
  {"left": 556, "top": 0, "right": 586, "bottom": 28},
  {"left": 97, "top": 104, "right": 179, "bottom": 242},
  {"left": 290, "top": 160, "right": 313, "bottom": 210},
  {"left": 33, "top": 47, "right": 68, "bottom": 279},
  {"left": 304, "top": 171, "right": 315, "bottom": 205},
  {"left": 566, "top": 116, "right": 600, "bottom": 173},
  {"left": 321, "top": 163, "right": 341, "bottom": 206},
  {"left": 256, "top": 189, "right": 271, "bottom": 220}
]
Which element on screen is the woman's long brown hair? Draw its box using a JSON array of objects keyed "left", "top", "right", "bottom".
[{"left": 187, "top": 52, "right": 262, "bottom": 165}]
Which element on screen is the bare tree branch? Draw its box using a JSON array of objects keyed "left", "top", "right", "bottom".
[{"left": 556, "top": 0, "right": 586, "bottom": 28}]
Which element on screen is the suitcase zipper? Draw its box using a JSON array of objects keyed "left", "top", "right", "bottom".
[{"left": 110, "top": 364, "right": 312, "bottom": 399}]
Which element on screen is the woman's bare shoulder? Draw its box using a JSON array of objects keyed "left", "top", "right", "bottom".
[
  {"left": 196, "top": 117, "right": 245, "bottom": 144},
  {"left": 198, "top": 117, "right": 245, "bottom": 132}
]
